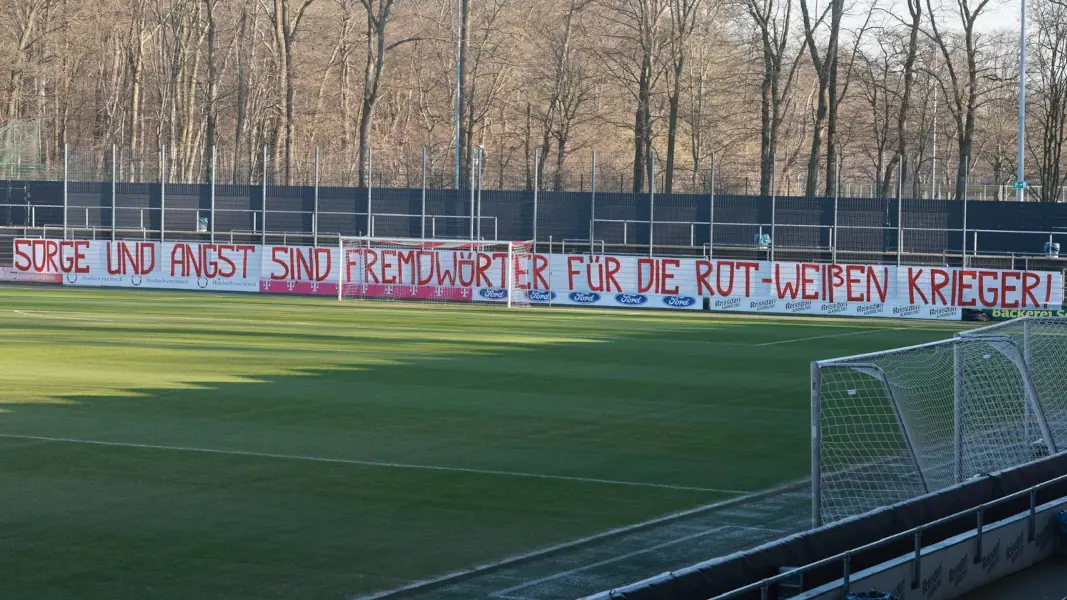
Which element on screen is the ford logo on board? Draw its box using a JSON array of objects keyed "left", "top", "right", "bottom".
[
  {"left": 568, "top": 292, "right": 601, "bottom": 304},
  {"left": 615, "top": 293, "right": 648, "bottom": 306},
  {"left": 527, "top": 290, "right": 556, "bottom": 302},
  {"left": 478, "top": 288, "right": 509, "bottom": 300},
  {"left": 662, "top": 295, "right": 698, "bottom": 308}
]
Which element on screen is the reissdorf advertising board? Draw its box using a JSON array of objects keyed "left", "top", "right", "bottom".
[{"left": 9, "top": 239, "right": 1064, "bottom": 319}]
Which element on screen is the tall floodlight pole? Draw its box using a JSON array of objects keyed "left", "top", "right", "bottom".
[
  {"left": 453, "top": 3, "right": 461, "bottom": 190},
  {"left": 1017, "top": 0, "right": 1028, "bottom": 202}
]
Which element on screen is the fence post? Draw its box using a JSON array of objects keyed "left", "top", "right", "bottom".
[
  {"left": 210, "top": 145, "right": 216, "bottom": 244},
  {"left": 476, "top": 146, "right": 484, "bottom": 239},
  {"left": 709, "top": 152, "right": 716, "bottom": 259},
  {"left": 590, "top": 151, "right": 597, "bottom": 248},
  {"left": 533, "top": 154, "right": 539, "bottom": 251},
  {"left": 470, "top": 147, "right": 477, "bottom": 240},
  {"left": 962, "top": 156, "right": 969, "bottom": 267},
  {"left": 421, "top": 147, "right": 427, "bottom": 239},
  {"left": 368, "top": 147, "right": 374, "bottom": 237},
  {"left": 771, "top": 157, "right": 777, "bottom": 262},
  {"left": 111, "top": 144, "right": 117, "bottom": 241},
  {"left": 649, "top": 151, "right": 656, "bottom": 257},
  {"left": 314, "top": 147, "right": 320, "bottom": 247},
  {"left": 63, "top": 143, "right": 68, "bottom": 240},
  {"left": 897, "top": 157, "right": 904, "bottom": 267},
  {"left": 833, "top": 155, "right": 840, "bottom": 264},
  {"left": 262, "top": 146, "right": 268, "bottom": 245},
  {"left": 160, "top": 147, "right": 166, "bottom": 242},
  {"left": 811, "top": 360, "right": 823, "bottom": 528}
]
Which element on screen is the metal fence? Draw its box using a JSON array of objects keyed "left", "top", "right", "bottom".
[{"left": 3, "top": 146, "right": 1067, "bottom": 273}]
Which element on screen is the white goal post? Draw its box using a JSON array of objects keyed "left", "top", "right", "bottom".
[
  {"left": 336, "top": 236, "right": 534, "bottom": 307},
  {"left": 811, "top": 317, "right": 1067, "bottom": 528}
]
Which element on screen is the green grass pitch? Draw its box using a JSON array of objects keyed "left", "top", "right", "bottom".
[{"left": 0, "top": 286, "right": 965, "bottom": 599}]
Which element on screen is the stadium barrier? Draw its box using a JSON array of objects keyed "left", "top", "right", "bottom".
[
  {"left": 580, "top": 451, "right": 1067, "bottom": 600},
  {"left": 4, "top": 237, "right": 1065, "bottom": 320}
]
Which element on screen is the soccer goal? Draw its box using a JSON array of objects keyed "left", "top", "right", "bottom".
[
  {"left": 810, "top": 317, "right": 1067, "bottom": 528},
  {"left": 337, "top": 237, "right": 534, "bottom": 307}
]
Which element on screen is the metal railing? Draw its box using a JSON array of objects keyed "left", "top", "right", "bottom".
[{"left": 709, "top": 471, "right": 1067, "bottom": 600}]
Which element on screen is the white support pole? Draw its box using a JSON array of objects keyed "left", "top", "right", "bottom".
[
  {"left": 62, "top": 144, "right": 68, "bottom": 240},
  {"left": 506, "top": 242, "right": 514, "bottom": 308},
  {"left": 953, "top": 342, "right": 963, "bottom": 483},
  {"left": 897, "top": 158, "right": 904, "bottom": 266},
  {"left": 1017, "top": 0, "right": 1028, "bottom": 202},
  {"left": 337, "top": 237, "right": 345, "bottom": 302},
  {"left": 962, "top": 156, "right": 970, "bottom": 267},
  {"left": 261, "top": 146, "right": 268, "bottom": 245},
  {"left": 469, "top": 148, "right": 477, "bottom": 240},
  {"left": 210, "top": 145, "right": 216, "bottom": 244},
  {"left": 368, "top": 147, "right": 374, "bottom": 236},
  {"left": 590, "top": 151, "right": 597, "bottom": 249},
  {"left": 476, "top": 146, "right": 483, "bottom": 239},
  {"left": 421, "top": 147, "right": 427, "bottom": 239},
  {"left": 161, "top": 147, "right": 167, "bottom": 242},
  {"left": 1024, "top": 318, "right": 1034, "bottom": 442},
  {"left": 533, "top": 154, "right": 539, "bottom": 251},
  {"left": 649, "top": 151, "right": 655, "bottom": 257},
  {"left": 709, "top": 152, "right": 716, "bottom": 259},
  {"left": 771, "top": 157, "right": 777, "bottom": 262},
  {"left": 833, "top": 155, "right": 840, "bottom": 264},
  {"left": 314, "top": 147, "right": 320, "bottom": 247},
  {"left": 811, "top": 361, "right": 823, "bottom": 528},
  {"left": 111, "top": 145, "right": 117, "bottom": 241}
]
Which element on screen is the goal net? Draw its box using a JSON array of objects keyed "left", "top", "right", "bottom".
[
  {"left": 337, "top": 237, "right": 534, "bottom": 307},
  {"left": 811, "top": 318, "right": 1066, "bottom": 527}
]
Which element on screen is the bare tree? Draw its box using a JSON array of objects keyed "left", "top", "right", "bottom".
[{"left": 663, "top": 0, "right": 702, "bottom": 193}]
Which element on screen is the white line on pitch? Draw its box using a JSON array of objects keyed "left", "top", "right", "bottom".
[
  {"left": 346, "top": 477, "right": 809, "bottom": 600},
  {"left": 0, "top": 433, "right": 741, "bottom": 494},
  {"left": 753, "top": 327, "right": 907, "bottom": 347},
  {"left": 487, "top": 526, "right": 732, "bottom": 600}
]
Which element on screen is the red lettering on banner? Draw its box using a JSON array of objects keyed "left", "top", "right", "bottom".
[
  {"left": 846, "top": 265, "right": 865, "bottom": 302},
  {"left": 1023, "top": 272, "right": 1041, "bottom": 308},
  {"left": 738, "top": 262, "right": 759, "bottom": 296},
  {"left": 868, "top": 267, "right": 888, "bottom": 303},
  {"left": 380, "top": 250, "right": 397, "bottom": 284},
  {"left": 957, "top": 270, "right": 977, "bottom": 307},
  {"left": 930, "top": 269, "right": 950, "bottom": 305},
  {"left": 637, "top": 258, "right": 655, "bottom": 293},
  {"left": 457, "top": 253, "right": 477, "bottom": 287},
  {"left": 13, "top": 239, "right": 90, "bottom": 274},
  {"left": 661, "top": 259, "right": 680, "bottom": 295},
  {"left": 696, "top": 260, "right": 713, "bottom": 295},
  {"left": 417, "top": 251, "right": 436, "bottom": 285},
  {"left": 909, "top": 268, "right": 928, "bottom": 304},
  {"left": 586, "top": 257, "right": 605, "bottom": 292},
  {"left": 271, "top": 247, "right": 330, "bottom": 282},
  {"left": 567, "top": 256, "right": 583, "bottom": 290},
  {"left": 828, "top": 265, "right": 844, "bottom": 303},
  {"left": 475, "top": 252, "right": 493, "bottom": 287},
  {"left": 801, "top": 264, "right": 820, "bottom": 300},
  {"left": 106, "top": 242, "right": 156, "bottom": 276},
  {"left": 397, "top": 250, "right": 416, "bottom": 285},
  {"left": 718, "top": 261, "right": 736, "bottom": 296},
  {"left": 978, "top": 271, "right": 998, "bottom": 307},
  {"left": 605, "top": 257, "right": 621, "bottom": 292},
  {"left": 774, "top": 263, "right": 801, "bottom": 300},
  {"left": 271, "top": 247, "right": 290, "bottom": 280},
  {"left": 363, "top": 249, "right": 380, "bottom": 284},
  {"left": 1002, "top": 271, "right": 1020, "bottom": 308},
  {"left": 236, "top": 245, "right": 255, "bottom": 277},
  {"left": 1046, "top": 273, "right": 1054, "bottom": 308},
  {"left": 533, "top": 254, "right": 549, "bottom": 290},
  {"left": 434, "top": 252, "right": 456, "bottom": 286}
]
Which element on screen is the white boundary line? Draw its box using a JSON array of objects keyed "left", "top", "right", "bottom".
[
  {"left": 0, "top": 433, "right": 742, "bottom": 494},
  {"left": 348, "top": 477, "right": 810, "bottom": 600},
  {"left": 754, "top": 327, "right": 907, "bottom": 347}
]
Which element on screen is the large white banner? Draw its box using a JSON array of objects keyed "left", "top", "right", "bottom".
[{"left": 10, "top": 239, "right": 1064, "bottom": 318}]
